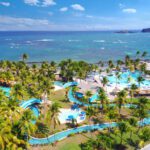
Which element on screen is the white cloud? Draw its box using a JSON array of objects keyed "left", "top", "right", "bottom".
[
  {"left": 122, "top": 8, "right": 137, "bottom": 14},
  {"left": 60, "top": 7, "right": 68, "bottom": 12},
  {"left": 24, "top": 0, "right": 56, "bottom": 7},
  {"left": 0, "top": 2, "right": 10, "bottom": 7},
  {"left": 24, "top": 0, "right": 39, "bottom": 6},
  {"left": 71, "top": 4, "right": 85, "bottom": 11},
  {"left": 42, "top": 0, "right": 56, "bottom": 7},
  {"left": 0, "top": 15, "right": 52, "bottom": 30}
]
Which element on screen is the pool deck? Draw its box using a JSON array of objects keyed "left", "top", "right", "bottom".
[{"left": 141, "top": 144, "right": 150, "bottom": 150}]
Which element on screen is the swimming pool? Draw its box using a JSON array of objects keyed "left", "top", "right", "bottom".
[
  {"left": 58, "top": 108, "right": 86, "bottom": 124},
  {"left": 107, "top": 71, "right": 150, "bottom": 88}
]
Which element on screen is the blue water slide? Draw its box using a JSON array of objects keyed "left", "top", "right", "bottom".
[
  {"left": 29, "top": 116, "right": 150, "bottom": 145},
  {"left": 29, "top": 122, "right": 117, "bottom": 145},
  {"left": 63, "top": 82, "right": 78, "bottom": 88},
  {"left": 20, "top": 98, "right": 42, "bottom": 109}
]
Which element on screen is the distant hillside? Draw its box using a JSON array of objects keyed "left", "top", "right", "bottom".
[
  {"left": 142, "top": 28, "right": 150, "bottom": 32},
  {"left": 115, "top": 30, "right": 138, "bottom": 34}
]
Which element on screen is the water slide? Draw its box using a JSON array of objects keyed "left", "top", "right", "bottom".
[
  {"left": 20, "top": 98, "right": 42, "bottom": 109},
  {"left": 1, "top": 82, "right": 149, "bottom": 146}
]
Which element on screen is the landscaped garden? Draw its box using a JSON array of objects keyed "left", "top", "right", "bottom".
[{"left": 0, "top": 51, "right": 150, "bottom": 150}]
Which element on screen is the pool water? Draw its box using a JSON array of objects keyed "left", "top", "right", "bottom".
[
  {"left": 58, "top": 108, "right": 85, "bottom": 124},
  {"left": 107, "top": 71, "right": 150, "bottom": 87},
  {"left": 54, "top": 81, "right": 64, "bottom": 87},
  {"left": 0, "top": 86, "right": 11, "bottom": 96}
]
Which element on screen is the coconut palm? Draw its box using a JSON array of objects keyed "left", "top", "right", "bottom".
[
  {"left": 22, "top": 53, "right": 28, "bottom": 62},
  {"left": 101, "top": 76, "right": 108, "bottom": 90},
  {"left": 85, "top": 90, "right": 92, "bottom": 104},
  {"left": 118, "top": 121, "right": 128, "bottom": 145},
  {"left": 128, "top": 117, "right": 137, "bottom": 141},
  {"left": 116, "top": 90, "right": 127, "bottom": 116},
  {"left": 106, "top": 106, "right": 117, "bottom": 132},
  {"left": 115, "top": 72, "right": 121, "bottom": 89},
  {"left": 10, "top": 84, "right": 26, "bottom": 101},
  {"left": 130, "top": 84, "right": 138, "bottom": 103},
  {"left": 142, "top": 51, "right": 147, "bottom": 58},
  {"left": 86, "top": 106, "right": 95, "bottom": 137},
  {"left": 18, "top": 109, "right": 36, "bottom": 140},
  {"left": 98, "top": 87, "right": 108, "bottom": 114},
  {"left": 50, "top": 102, "right": 61, "bottom": 133},
  {"left": 137, "top": 76, "right": 144, "bottom": 88},
  {"left": 135, "top": 97, "right": 149, "bottom": 128}
]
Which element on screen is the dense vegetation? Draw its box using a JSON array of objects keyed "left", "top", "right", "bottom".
[{"left": 0, "top": 51, "right": 150, "bottom": 150}]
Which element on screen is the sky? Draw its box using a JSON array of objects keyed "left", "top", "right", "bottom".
[{"left": 0, "top": 0, "right": 150, "bottom": 31}]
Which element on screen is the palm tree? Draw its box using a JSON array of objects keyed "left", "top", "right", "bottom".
[
  {"left": 106, "top": 106, "right": 117, "bottom": 132},
  {"left": 118, "top": 121, "right": 128, "bottom": 145},
  {"left": 98, "top": 87, "right": 108, "bottom": 114},
  {"left": 135, "top": 97, "right": 149, "bottom": 129},
  {"left": 115, "top": 72, "right": 121, "bottom": 89},
  {"left": 128, "top": 117, "right": 137, "bottom": 141},
  {"left": 101, "top": 77, "right": 108, "bottom": 91},
  {"left": 137, "top": 76, "right": 144, "bottom": 88},
  {"left": 86, "top": 107, "right": 95, "bottom": 137},
  {"left": 85, "top": 90, "right": 92, "bottom": 103},
  {"left": 49, "top": 102, "right": 61, "bottom": 143},
  {"left": 136, "top": 51, "right": 141, "bottom": 60},
  {"left": 18, "top": 109, "right": 36, "bottom": 140},
  {"left": 116, "top": 90, "right": 127, "bottom": 116},
  {"left": 10, "top": 84, "right": 26, "bottom": 101},
  {"left": 130, "top": 84, "right": 138, "bottom": 103},
  {"left": 142, "top": 51, "right": 147, "bottom": 58},
  {"left": 22, "top": 53, "right": 28, "bottom": 62}
]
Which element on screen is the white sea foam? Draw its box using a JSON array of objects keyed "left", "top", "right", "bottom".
[
  {"left": 26, "top": 41, "right": 32, "bottom": 43},
  {"left": 10, "top": 43, "right": 19, "bottom": 46},
  {"left": 5, "top": 38, "right": 12, "bottom": 41},
  {"left": 37, "top": 39, "right": 54, "bottom": 42},
  {"left": 68, "top": 40, "right": 80, "bottom": 42},
  {"left": 113, "top": 40, "right": 127, "bottom": 44},
  {"left": 101, "top": 47, "right": 105, "bottom": 50},
  {"left": 118, "top": 40, "right": 127, "bottom": 44},
  {"left": 93, "top": 40, "right": 105, "bottom": 43}
]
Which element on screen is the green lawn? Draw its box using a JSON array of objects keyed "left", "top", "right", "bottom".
[
  {"left": 49, "top": 89, "right": 72, "bottom": 108},
  {"left": 59, "top": 143, "right": 81, "bottom": 150}
]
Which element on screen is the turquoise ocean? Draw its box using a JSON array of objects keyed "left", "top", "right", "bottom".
[{"left": 0, "top": 31, "right": 149, "bottom": 63}]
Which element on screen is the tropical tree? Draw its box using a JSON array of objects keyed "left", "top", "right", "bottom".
[
  {"left": 86, "top": 107, "right": 95, "bottom": 137},
  {"left": 22, "top": 53, "right": 28, "bottom": 62},
  {"left": 142, "top": 51, "right": 147, "bottom": 58},
  {"left": 101, "top": 76, "right": 108, "bottom": 91},
  {"left": 49, "top": 102, "right": 61, "bottom": 133},
  {"left": 116, "top": 90, "right": 127, "bottom": 116},
  {"left": 106, "top": 106, "right": 118, "bottom": 132},
  {"left": 128, "top": 117, "right": 137, "bottom": 141},
  {"left": 118, "top": 121, "right": 129, "bottom": 145},
  {"left": 98, "top": 87, "right": 108, "bottom": 114},
  {"left": 137, "top": 76, "right": 144, "bottom": 88},
  {"left": 129, "top": 84, "right": 138, "bottom": 103}
]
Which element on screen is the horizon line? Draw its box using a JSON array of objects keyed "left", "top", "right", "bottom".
[{"left": 0, "top": 29, "right": 141, "bottom": 32}]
